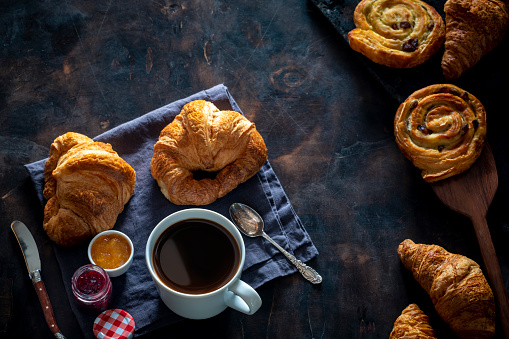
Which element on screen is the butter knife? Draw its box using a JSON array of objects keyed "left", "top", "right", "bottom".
[{"left": 11, "top": 221, "right": 66, "bottom": 339}]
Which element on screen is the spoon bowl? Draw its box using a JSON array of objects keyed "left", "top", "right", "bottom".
[
  {"left": 229, "top": 203, "right": 322, "bottom": 284},
  {"left": 229, "top": 203, "right": 264, "bottom": 237}
]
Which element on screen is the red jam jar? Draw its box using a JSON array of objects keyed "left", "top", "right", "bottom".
[{"left": 72, "top": 264, "right": 112, "bottom": 313}]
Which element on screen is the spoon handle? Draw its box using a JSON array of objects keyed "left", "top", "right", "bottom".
[{"left": 262, "top": 232, "right": 322, "bottom": 284}]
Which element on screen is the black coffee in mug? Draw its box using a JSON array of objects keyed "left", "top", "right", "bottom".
[{"left": 153, "top": 218, "right": 241, "bottom": 294}]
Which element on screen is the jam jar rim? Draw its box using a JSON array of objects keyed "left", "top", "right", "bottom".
[{"left": 72, "top": 264, "right": 112, "bottom": 301}]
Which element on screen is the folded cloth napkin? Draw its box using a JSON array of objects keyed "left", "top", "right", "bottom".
[{"left": 25, "top": 84, "right": 319, "bottom": 338}]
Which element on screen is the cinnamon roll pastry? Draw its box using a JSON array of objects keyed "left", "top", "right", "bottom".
[
  {"left": 348, "top": 0, "right": 445, "bottom": 68},
  {"left": 394, "top": 84, "right": 487, "bottom": 182}
]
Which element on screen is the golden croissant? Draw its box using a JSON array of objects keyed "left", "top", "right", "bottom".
[
  {"left": 398, "top": 239, "right": 495, "bottom": 339},
  {"left": 394, "top": 84, "right": 487, "bottom": 182},
  {"left": 390, "top": 303, "right": 436, "bottom": 339},
  {"left": 43, "top": 132, "right": 136, "bottom": 247},
  {"left": 442, "top": 0, "right": 509, "bottom": 79},
  {"left": 348, "top": 0, "right": 445, "bottom": 68},
  {"left": 151, "top": 100, "right": 267, "bottom": 205}
]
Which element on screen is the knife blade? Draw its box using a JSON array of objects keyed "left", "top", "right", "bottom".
[{"left": 11, "top": 221, "right": 66, "bottom": 339}]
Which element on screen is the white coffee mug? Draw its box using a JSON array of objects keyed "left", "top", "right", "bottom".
[{"left": 145, "top": 208, "right": 262, "bottom": 319}]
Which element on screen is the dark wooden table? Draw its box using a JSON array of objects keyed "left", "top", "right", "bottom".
[{"left": 2, "top": 0, "right": 509, "bottom": 338}]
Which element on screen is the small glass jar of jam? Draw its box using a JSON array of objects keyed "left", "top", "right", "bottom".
[{"left": 72, "top": 264, "right": 112, "bottom": 313}]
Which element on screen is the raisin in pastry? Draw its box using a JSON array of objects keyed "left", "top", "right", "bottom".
[
  {"left": 394, "top": 84, "right": 486, "bottom": 182},
  {"left": 348, "top": 0, "right": 445, "bottom": 68}
]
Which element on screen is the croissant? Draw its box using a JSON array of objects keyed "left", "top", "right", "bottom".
[
  {"left": 394, "top": 84, "right": 487, "bottom": 182},
  {"left": 441, "top": 0, "right": 509, "bottom": 79},
  {"left": 348, "top": 0, "right": 445, "bottom": 68},
  {"left": 398, "top": 239, "right": 495, "bottom": 339},
  {"left": 151, "top": 100, "right": 267, "bottom": 205},
  {"left": 390, "top": 304, "right": 437, "bottom": 339},
  {"left": 43, "top": 132, "right": 136, "bottom": 247}
]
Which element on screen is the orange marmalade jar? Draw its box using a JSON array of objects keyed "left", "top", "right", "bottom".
[{"left": 90, "top": 232, "right": 132, "bottom": 270}]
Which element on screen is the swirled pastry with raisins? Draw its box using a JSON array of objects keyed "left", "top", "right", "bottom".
[
  {"left": 394, "top": 84, "right": 486, "bottom": 182},
  {"left": 348, "top": 0, "right": 445, "bottom": 68}
]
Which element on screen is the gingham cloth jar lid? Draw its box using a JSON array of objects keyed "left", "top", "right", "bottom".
[{"left": 93, "top": 309, "right": 135, "bottom": 339}]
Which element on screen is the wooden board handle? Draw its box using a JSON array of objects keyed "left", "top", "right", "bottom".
[{"left": 472, "top": 216, "right": 509, "bottom": 339}]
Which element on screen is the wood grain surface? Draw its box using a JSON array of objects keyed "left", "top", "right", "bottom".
[{"left": 1, "top": 0, "right": 509, "bottom": 338}]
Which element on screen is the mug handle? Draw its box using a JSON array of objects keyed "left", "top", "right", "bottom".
[{"left": 224, "top": 280, "right": 262, "bottom": 315}]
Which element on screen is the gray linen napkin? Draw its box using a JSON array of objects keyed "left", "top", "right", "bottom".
[{"left": 25, "top": 84, "right": 319, "bottom": 338}]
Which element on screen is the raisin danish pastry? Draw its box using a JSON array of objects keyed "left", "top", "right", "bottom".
[
  {"left": 442, "top": 0, "right": 509, "bottom": 79},
  {"left": 151, "top": 100, "right": 267, "bottom": 205},
  {"left": 394, "top": 84, "right": 487, "bottom": 182},
  {"left": 348, "top": 0, "right": 445, "bottom": 68},
  {"left": 390, "top": 304, "right": 436, "bottom": 339},
  {"left": 43, "top": 132, "right": 136, "bottom": 247},
  {"left": 398, "top": 239, "right": 495, "bottom": 338}
]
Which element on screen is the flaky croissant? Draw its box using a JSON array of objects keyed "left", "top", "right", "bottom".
[
  {"left": 151, "top": 100, "right": 267, "bottom": 205},
  {"left": 441, "top": 0, "right": 509, "bottom": 79},
  {"left": 390, "top": 304, "right": 436, "bottom": 339},
  {"left": 43, "top": 132, "right": 136, "bottom": 247},
  {"left": 398, "top": 239, "right": 495, "bottom": 339}
]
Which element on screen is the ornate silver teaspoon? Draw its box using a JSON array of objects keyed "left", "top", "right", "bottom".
[{"left": 229, "top": 203, "right": 322, "bottom": 284}]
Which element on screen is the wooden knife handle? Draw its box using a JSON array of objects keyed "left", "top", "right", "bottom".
[{"left": 32, "top": 278, "right": 65, "bottom": 337}]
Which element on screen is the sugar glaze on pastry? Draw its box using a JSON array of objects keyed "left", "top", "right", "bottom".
[
  {"left": 348, "top": 0, "right": 445, "bottom": 68},
  {"left": 43, "top": 132, "right": 136, "bottom": 247},
  {"left": 394, "top": 84, "right": 486, "bottom": 182},
  {"left": 151, "top": 100, "right": 267, "bottom": 205}
]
